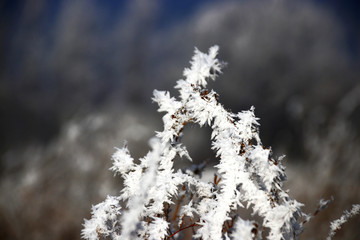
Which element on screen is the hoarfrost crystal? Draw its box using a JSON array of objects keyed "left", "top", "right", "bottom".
[{"left": 82, "top": 46, "right": 359, "bottom": 240}]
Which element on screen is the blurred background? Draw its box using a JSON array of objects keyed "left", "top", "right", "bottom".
[{"left": 1, "top": 0, "right": 359, "bottom": 239}]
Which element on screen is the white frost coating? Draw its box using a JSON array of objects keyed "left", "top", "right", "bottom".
[
  {"left": 179, "top": 200, "right": 197, "bottom": 222},
  {"left": 81, "top": 196, "right": 122, "bottom": 240},
  {"left": 231, "top": 218, "right": 256, "bottom": 240},
  {"left": 110, "top": 146, "right": 134, "bottom": 175},
  {"left": 148, "top": 217, "right": 169, "bottom": 240},
  {"left": 82, "top": 46, "right": 358, "bottom": 240},
  {"left": 120, "top": 138, "right": 160, "bottom": 239},
  {"left": 182, "top": 46, "right": 221, "bottom": 88},
  {"left": 326, "top": 204, "right": 360, "bottom": 240}
]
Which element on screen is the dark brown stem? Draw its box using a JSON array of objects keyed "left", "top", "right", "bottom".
[{"left": 167, "top": 222, "right": 200, "bottom": 239}]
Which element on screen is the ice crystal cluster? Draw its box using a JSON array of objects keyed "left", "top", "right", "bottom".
[
  {"left": 82, "top": 46, "right": 358, "bottom": 240},
  {"left": 326, "top": 204, "right": 360, "bottom": 240}
]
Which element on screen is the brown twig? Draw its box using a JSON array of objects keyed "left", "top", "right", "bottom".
[
  {"left": 172, "top": 195, "right": 185, "bottom": 222},
  {"left": 167, "top": 222, "right": 200, "bottom": 239}
]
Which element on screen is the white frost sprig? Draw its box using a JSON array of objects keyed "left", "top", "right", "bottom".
[
  {"left": 81, "top": 195, "right": 122, "bottom": 240},
  {"left": 82, "top": 46, "right": 359, "bottom": 240},
  {"left": 119, "top": 138, "right": 160, "bottom": 239},
  {"left": 231, "top": 217, "right": 258, "bottom": 240},
  {"left": 326, "top": 204, "right": 360, "bottom": 240}
]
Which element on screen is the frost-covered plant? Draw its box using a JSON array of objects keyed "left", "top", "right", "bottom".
[
  {"left": 82, "top": 46, "right": 359, "bottom": 240},
  {"left": 326, "top": 204, "right": 360, "bottom": 240}
]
